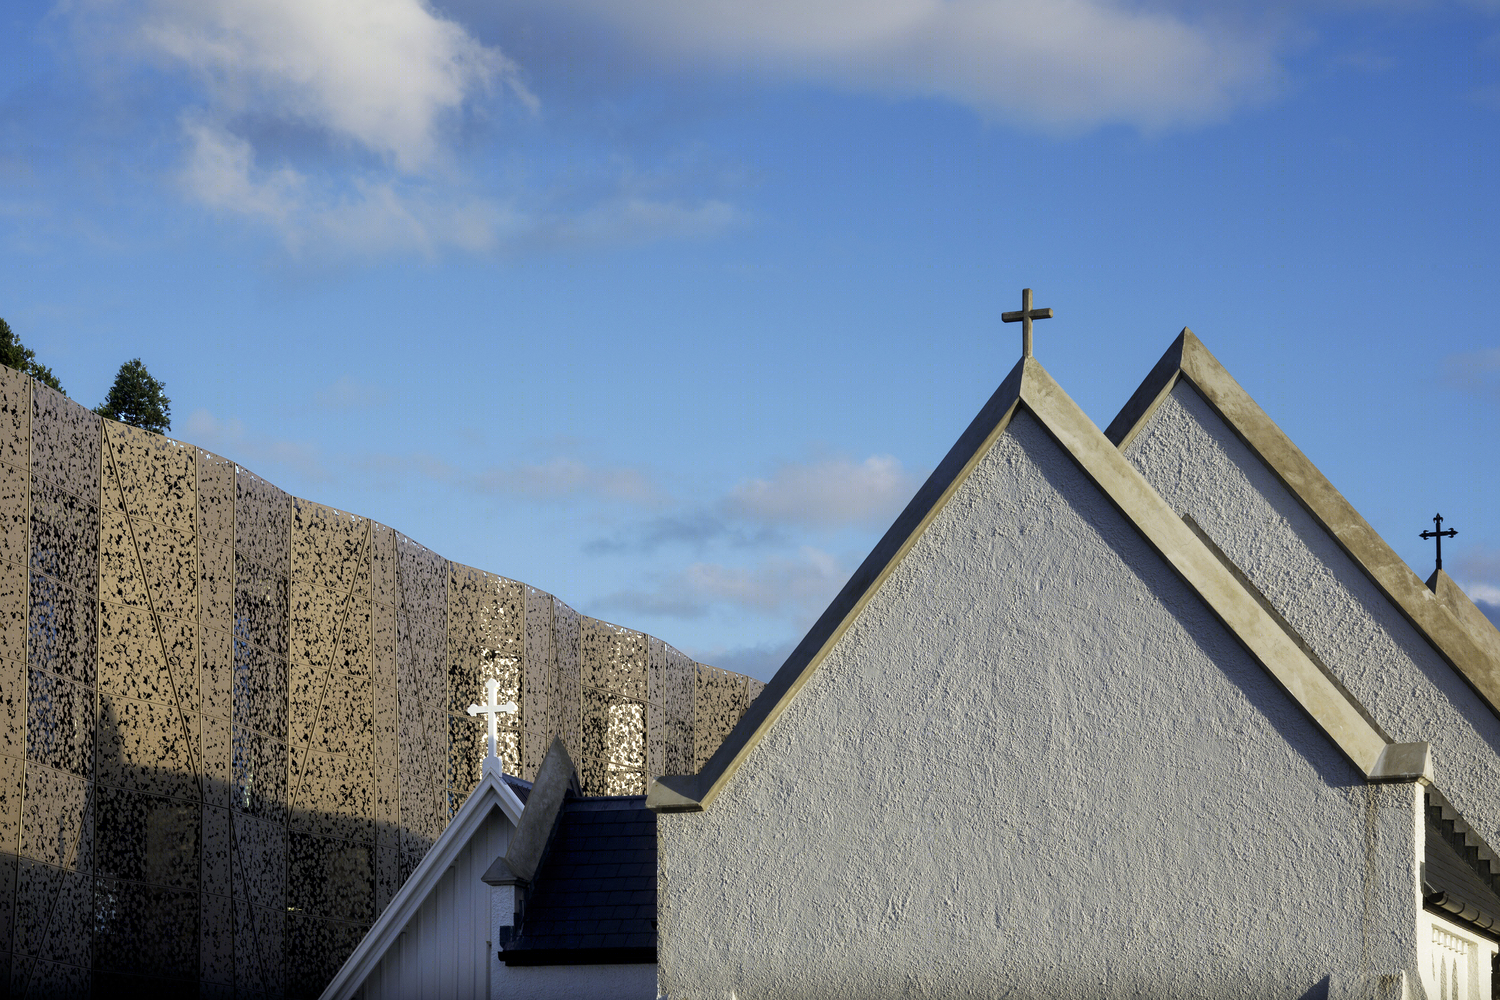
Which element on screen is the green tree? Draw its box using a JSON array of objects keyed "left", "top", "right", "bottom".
[
  {"left": 96, "top": 359, "right": 171, "bottom": 434},
  {"left": 0, "top": 318, "right": 64, "bottom": 393}
]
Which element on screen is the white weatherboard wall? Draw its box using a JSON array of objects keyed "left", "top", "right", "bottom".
[
  {"left": 1125, "top": 382, "right": 1500, "bottom": 849},
  {"left": 1421, "top": 907, "right": 1499, "bottom": 1000},
  {"left": 356, "top": 805, "right": 511, "bottom": 1000},
  {"left": 658, "top": 411, "right": 1422, "bottom": 999}
]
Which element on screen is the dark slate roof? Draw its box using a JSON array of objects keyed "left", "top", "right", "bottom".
[
  {"left": 501, "top": 795, "right": 656, "bottom": 965},
  {"left": 505, "top": 774, "right": 533, "bottom": 805},
  {"left": 1425, "top": 795, "right": 1500, "bottom": 939}
]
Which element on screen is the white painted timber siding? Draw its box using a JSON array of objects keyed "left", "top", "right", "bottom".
[
  {"left": 657, "top": 410, "right": 1423, "bottom": 999},
  {"left": 357, "top": 806, "right": 512, "bottom": 1000},
  {"left": 1125, "top": 382, "right": 1500, "bottom": 849},
  {"left": 1421, "top": 909, "right": 1498, "bottom": 1000}
]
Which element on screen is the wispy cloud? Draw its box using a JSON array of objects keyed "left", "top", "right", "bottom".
[
  {"left": 476, "top": 457, "right": 665, "bottom": 505},
  {"left": 685, "top": 639, "right": 798, "bottom": 682},
  {"left": 506, "top": 0, "right": 1283, "bottom": 130},
  {"left": 57, "top": 0, "right": 740, "bottom": 259},
  {"left": 181, "top": 408, "right": 331, "bottom": 482},
  {"left": 727, "top": 454, "right": 917, "bottom": 529},
  {"left": 131, "top": 0, "right": 537, "bottom": 257},
  {"left": 1452, "top": 548, "right": 1500, "bottom": 628},
  {"left": 177, "top": 118, "right": 523, "bottom": 258},
  {"left": 176, "top": 116, "right": 737, "bottom": 258},
  {"left": 1443, "top": 347, "right": 1500, "bottom": 397},
  {"left": 596, "top": 546, "right": 849, "bottom": 622},
  {"left": 314, "top": 375, "right": 390, "bottom": 411},
  {"left": 584, "top": 512, "right": 784, "bottom": 555},
  {"left": 141, "top": 0, "right": 531, "bottom": 173},
  {"left": 585, "top": 452, "right": 920, "bottom": 554},
  {"left": 181, "top": 409, "right": 669, "bottom": 507}
]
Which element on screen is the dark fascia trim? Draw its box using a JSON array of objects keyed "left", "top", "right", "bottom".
[
  {"left": 501, "top": 947, "right": 656, "bottom": 967},
  {"left": 1105, "top": 329, "right": 1500, "bottom": 722},
  {"left": 1425, "top": 893, "right": 1500, "bottom": 942}
]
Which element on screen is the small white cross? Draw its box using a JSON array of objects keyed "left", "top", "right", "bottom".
[{"left": 466, "top": 678, "right": 518, "bottom": 776}]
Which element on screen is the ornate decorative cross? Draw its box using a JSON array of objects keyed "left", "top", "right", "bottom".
[
  {"left": 466, "top": 678, "right": 518, "bottom": 771},
  {"left": 1419, "top": 513, "right": 1458, "bottom": 573},
  {"left": 1001, "top": 287, "right": 1054, "bottom": 359}
]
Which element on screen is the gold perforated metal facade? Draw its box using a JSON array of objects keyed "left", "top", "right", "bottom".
[{"left": 0, "top": 368, "right": 766, "bottom": 997}]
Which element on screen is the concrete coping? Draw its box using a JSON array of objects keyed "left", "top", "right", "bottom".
[
  {"left": 1105, "top": 329, "right": 1500, "bottom": 723},
  {"left": 480, "top": 857, "right": 529, "bottom": 888},
  {"left": 648, "top": 354, "right": 1429, "bottom": 814},
  {"left": 505, "top": 736, "right": 581, "bottom": 882}
]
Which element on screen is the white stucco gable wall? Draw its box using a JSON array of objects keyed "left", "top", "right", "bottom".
[
  {"left": 1124, "top": 380, "right": 1500, "bottom": 848},
  {"left": 658, "top": 409, "right": 1421, "bottom": 1000}
]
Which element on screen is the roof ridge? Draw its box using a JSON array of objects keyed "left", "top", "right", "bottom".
[
  {"left": 319, "top": 768, "right": 526, "bottom": 999},
  {"left": 648, "top": 355, "right": 1428, "bottom": 814},
  {"left": 1107, "top": 329, "right": 1500, "bottom": 720}
]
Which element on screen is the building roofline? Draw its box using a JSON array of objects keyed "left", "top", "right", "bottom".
[
  {"left": 1105, "top": 329, "right": 1500, "bottom": 721},
  {"left": 319, "top": 766, "right": 527, "bottom": 1000},
  {"left": 649, "top": 354, "right": 1429, "bottom": 814}
]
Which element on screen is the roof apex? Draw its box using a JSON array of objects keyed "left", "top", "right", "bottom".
[
  {"left": 650, "top": 354, "right": 1412, "bottom": 814},
  {"left": 1107, "top": 330, "right": 1500, "bottom": 720},
  {"left": 319, "top": 766, "right": 526, "bottom": 1000}
]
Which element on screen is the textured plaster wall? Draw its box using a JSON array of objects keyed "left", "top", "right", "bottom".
[
  {"left": 1126, "top": 382, "right": 1500, "bottom": 847},
  {"left": 658, "top": 411, "right": 1421, "bottom": 1000}
]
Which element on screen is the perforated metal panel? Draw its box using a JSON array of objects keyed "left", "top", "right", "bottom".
[{"left": 0, "top": 376, "right": 757, "bottom": 997}]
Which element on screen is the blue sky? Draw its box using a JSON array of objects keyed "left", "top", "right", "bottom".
[{"left": 3, "top": 0, "right": 1498, "bottom": 679}]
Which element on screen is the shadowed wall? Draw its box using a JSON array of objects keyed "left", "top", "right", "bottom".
[{"left": 0, "top": 368, "right": 763, "bottom": 997}]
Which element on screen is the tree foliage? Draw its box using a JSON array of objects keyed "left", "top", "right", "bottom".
[
  {"left": 96, "top": 359, "right": 171, "bottom": 434},
  {"left": 0, "top": 318, "right": 64, "bottom": 393}
]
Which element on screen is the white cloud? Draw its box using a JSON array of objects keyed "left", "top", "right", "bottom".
[
  {"left": 521, "top": 0, "right": 1282, "bottom": 129},
  {"left": 685, "top": 547, "right": 847, "bottom": 614},
  {"left": 536, "top": 196, "right": 738, "bottom": 250},
  {"left": 176, "top": 117, "right": 735, "bottom": 258},
  {"left": 685, "top": 639, "right": 798, "bottom": 682},
  {"left": 178, "top": 118, "right": 524, "bottom": 257},
  {"left": 1453, "top": 549, "right": 1500, "bottom": 596},
  {"left": 598, "top": 547, "right": 849, "bottom": 621},
  {"left": 1452, "top": 549, "right": 1500, "bottom": 630},
  {"left": 1443, "top": 347, "right": 1500, "bottom": 397},
  {"left": 141, "top": 0, "right": 530, "bottom": 172},
  {"left": 180, "top": 408, "right": 330, "bottom": 482},
  {"left": 346, "top": 448, "right": 668, "bottom": 504},
  {"left": 728, "top": 454, "right": 918, "bottom": 529},
  {"left": 111, "top": 0, "right": 746, "bottom": 259},
  {"left": 180, "top": 119, "right": 302, "bottom": 224},
  {"left": 315, "top": 375, "right": 391, "bottom": 411},
  {"left": 477, "top": 456, "right": 665, "bottom": 505}
]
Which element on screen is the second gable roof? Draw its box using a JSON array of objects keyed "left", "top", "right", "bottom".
[{"left": 648, "top": 354, "right": 1430, "bottom": 814}]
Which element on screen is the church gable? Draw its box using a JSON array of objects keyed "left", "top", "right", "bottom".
[
  {"left": 1114, "top": 333, "right": 1500, "bottom": 849},
  {"left": 656, "top": 365, "right": 1429, "bottom": 997},
  {"left": 652, "top": 357, "right": 1420, "bottom": 817}
]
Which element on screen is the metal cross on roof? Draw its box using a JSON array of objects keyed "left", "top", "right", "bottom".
[
  {"left": 1001, "top": 287, "right": 1054, "bottom": 359},
  {"left": 467, "top": 678, "right": 518, "bottom": 775},
  {"left": 1420, "top": 512, "right": 1458, "bottom": 573}
]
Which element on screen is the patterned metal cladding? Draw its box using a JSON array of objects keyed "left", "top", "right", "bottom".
[{"left": 0, "top": 375, "right": 759, "bottom": 997}]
